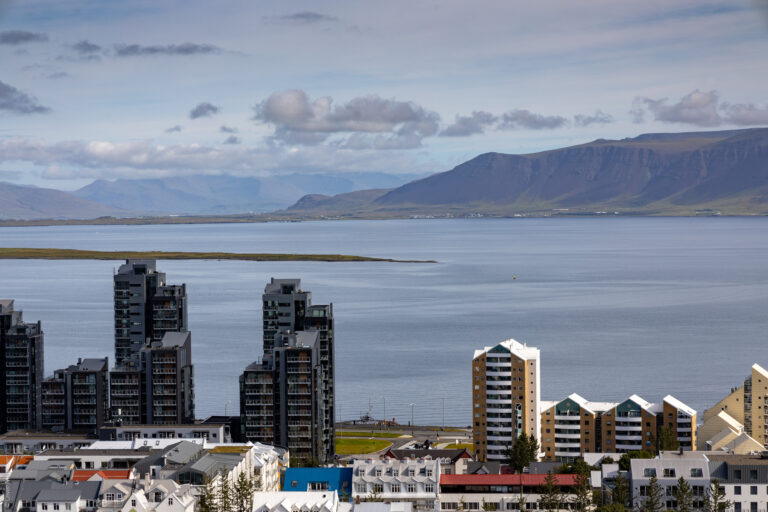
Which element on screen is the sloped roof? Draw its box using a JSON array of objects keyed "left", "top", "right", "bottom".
[
  {"left": 384, "top": 449, "right": 471, "bottom": 462},
  {"left": 71, "top": 469, "right": 132, "bottom": 481},
  {"left": 473, "top": 338, "right": 538, "bottom": 361},
  {"left": 663, "top": 395, "right": 696, "bottom": 417}
]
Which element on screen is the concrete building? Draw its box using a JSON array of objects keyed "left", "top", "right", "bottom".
[
  {"left": 383, "top": 449, "right": 472, "bottom": 476},
  {"left": 699, "top": 363, "right": 768, "bottom": 451},
  {"left": 472, "top": 339, "right": 540, "bottom": 462},
  {"left": 708, "top": 454, "right": 768, "bottom": 512},
  {"left": 0, "top": 300, "right": 44, "bottom": 434},
  {"left": 97, "top": 423, "right": 228, "bottom": 442},
  {"left": 351, "top": 458, "right": 440, "bottom": 511},
  {"left": 540, "top": 394, "right": 615, "bottom": 462},
  {"left": 241, "top": 278, "right": 335, "bottom": 464},
  {"left": 113, "top": 260, "right": 187, "bottom": 367},
  {"left": 41, "top": 358, "right": 109, "bottom": 433}
]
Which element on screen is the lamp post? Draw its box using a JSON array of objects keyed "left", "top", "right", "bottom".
[{"left": 410, "top": 403, "right": 415, "bottom": 436}]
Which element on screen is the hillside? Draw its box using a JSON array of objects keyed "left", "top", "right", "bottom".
[
  {"left": 74, "top": 172, "right": 422, "bottom": 215},
  {"left": 0, "top": 182, "right": 126, "bottom": 220},
  {"left": 285, "top": 128, "right": 768, "bottom": 216}
]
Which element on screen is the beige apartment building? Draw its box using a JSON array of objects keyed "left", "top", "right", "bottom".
[
  {"left": 698, "top": 363, "right": 768, "bottom": 452},
  {"left": 472, "top": 339, "right": 540, "bottom": 462}
]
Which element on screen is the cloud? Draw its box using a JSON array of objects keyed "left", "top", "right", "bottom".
[
  {"left": 113, "top": 42, "right": 220, "bottom": 57},
  {"left": 573, "top": 109, "right": 614, "bottom": 126},
  {"left": 165, "top": 125, "right": 183, "bottom": 133},
  {"left": 721, "top": 103, "right": 768, "bottom": 126},
  {"left": 220, "top": 125, "right": 238, "bottom": 133},
  {"left": 633, "top": 90, "right": 721, "bottom": 127},
  {"left": 0, "top": 30, "right": 48, "bottom": 45},
  {"left": 497, "top": 109, "right": 569, "bottom": 130},
  {"left": 72, "top": 40, "right": 101, "bottom": 54},
  {"left": 189, "top": 102, "right": 220, "bottom": 119},
  {"left": 0, "top": 80, "right": 51, "bottom": 114},
  {"left": 253, "top": 89, "right": 440, "bottom": 148},
  {"left": 223, "top": 135, "right": 241, "bottom": 145},
  {"left": 439, "top": 111, "right": 497, "bottom": 137},
  {"left": 47, "top": 72, "right": 70, "bottom": 80},
  {"left": 0, "top": 170, "right": 22, "bottom": 181},
  {"left": 278, "top": 11, "right": 338, "bottom": 23}
]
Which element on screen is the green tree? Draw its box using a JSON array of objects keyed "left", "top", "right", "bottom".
[
  {"left": 704, "top": 480, "right": 731, "bottom": 512},
  {"left": 504, "top": 432, "right": 540, "bottom": 473},
  {"left": 233, "top": 472, "right": 255, "bottom": 512},
  {"left": 199, "top": 475, "right": 219, "bottom": 512},
  {"left": 571, "top": 474, "right": 592, "bottom": 512},
  {"left": 611, "top": 473, "right": 630, "bottom": 510},
  {"left": 638, "top": 475, "right": 663, "bottom": 512},
  {"left": 601, "top": 456, "right": 615, "bottom": 466},
  {"left": 618, "top": 450, "right": 654, "bottom": 472},
  {"left": 674, "top": 476, "right": 694, "bottom": 512},
  {"left": 556, "top": 459, "right": 594, "bottom": 478},
  {"left": 219, "top": 471, "right": 233, "bottom": 512},
  {"left": 655, "top": 426, "right": 680, "bottom": 452},
  {"left": 538, "top": 471, "right": 563, "bottom": 512}
]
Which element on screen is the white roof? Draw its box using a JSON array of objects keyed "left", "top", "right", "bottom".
[
  {"left": 714, "top": 410, "right": 744, "bottom": 431},
  {"left": 86, "top": 439, "right": 205, "bottom": 450},
  {"left": 473, "top": 338, "right": 539, "bottom": 361},
  {"left": 753, "top": 363, "right": 768, "bottom": 379},
  {"left": 252, "top": 492, "right": 338, "bottom": 512},
  {"left": 663, "top": 395, "right": 696, "bottom": 417},
  {"left": 628, "top": 394, "right": 657, "bottom": 413}
]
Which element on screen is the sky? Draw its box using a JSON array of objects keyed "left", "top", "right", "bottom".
[{"left": 1, "top": 0, "right": 768, "bottom": 190}]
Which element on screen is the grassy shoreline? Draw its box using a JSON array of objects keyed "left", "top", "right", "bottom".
[{"left": 0, "top": 248, "right": 435, "bottom": 264}]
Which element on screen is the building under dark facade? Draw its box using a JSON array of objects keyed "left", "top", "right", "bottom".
[
  {"left": 240, "top": 278, "right": 335, "bottom": 463},
  {"left": 41, "top": 358, "right": 109, "bottom": 432},
  {"left": 0, "top": 299, "right": 44, "bottom": 433},
  {"left": 110, "top": 260, "right": 194, "bottom": 426}
]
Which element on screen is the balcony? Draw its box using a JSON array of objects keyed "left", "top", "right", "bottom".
[{"left": 615, "top": 434, "right": 642, "bottom": 441}]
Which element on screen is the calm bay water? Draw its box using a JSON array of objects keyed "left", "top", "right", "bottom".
[{"left": 0, "top": 218, "right": 767, "bottom": 426}]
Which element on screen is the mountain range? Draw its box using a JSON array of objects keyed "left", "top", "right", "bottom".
[
  {"left": 2, "top": 128, "right": 768, "bottom": 220},
  {"left": 285, "top": 127, "right": 768, "bottom": 216}
]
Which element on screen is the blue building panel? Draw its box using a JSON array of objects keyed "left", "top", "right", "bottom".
[{"left": 283, "top": 467, "right": 353, "bottom": 497}]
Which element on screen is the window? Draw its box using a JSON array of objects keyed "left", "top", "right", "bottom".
[
  {"left": 42, "top": 505, "right": 48, "bottom": 511},
  {"left": 356, "top": 483, "right": 367, "bottom": 493},
  {"left": 168, "top": 498, "right": 173, "bottom": 506},
  {"left": 65, "top": 505, "right": 70, "bottom": 511},
  {"left": 442, "top": 503, "right": 458, "bottom": 510},
  {"left": 391, "top": 484, "right": 401, "bottom": 493},
  {"left": 309, "top": 482, "right": 328, "bottom": 491},
  {"left": 467, "top": 503, "right": 479, "bottom": 510},
  {"left": 664, "top": 469, "right": 676, "bottom": 478},
  {"left": 644, "top": 468, "right": 657, "bottom": 478},
  {"left": 406, "top": 484, "right": 416, "bottom": 493},
  {"left": 427, "top": 469, "right": 433, "bottom": 477},
  {"left": 393, "top": 469, "right": 399, "bottom": 477},
  {"left": 751, "top": 503, "right": 757, "bottom": 512},
  {"left": 54, "top": 505, "right": 60, "bottom": 511},
  {"left": 131, "top": 500, "right": 137, "bottom": 507},
  {"left": 408, "top": 469, "right": 415, "bottom": 476},
  {"left": 735, "top": 470, "right": 743, "bottom": 480},
  {"left": 375, "top": 469, "right": 382, "bottom": 477},
  {"left": 426, "top": 484, "right": 434, "bottom": 493},
  {"left": 735, "top": 486, "right": 742, "bottom": 495},
  {"left": 750, "top": 486, "right": 757, "bottom": 496},
  {"left": 750, "top": 470, "right": 758, "bottom": 480},
  {"left": 691, "top": 468, "right": 703, "bottom": 478},
  {"left": 373, "top": 484, "right": 383, "bottom": 493},
  {"left": 735, "top": 504, "right": 741, "bottom": 512}
]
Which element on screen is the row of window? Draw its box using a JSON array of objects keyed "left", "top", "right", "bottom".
[
  {"left": 642, "top": 468, "right": 704, "bottom": 478},
  {"left": 359, "top": 468, "right": 433, "bottom": 477},
  {"left": 355, "top": 483, "right": 433, "bottom": 493}
]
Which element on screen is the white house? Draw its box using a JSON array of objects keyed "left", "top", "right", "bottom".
[{"left": 352, "top": 458, "right": 440, "bottom": 511}]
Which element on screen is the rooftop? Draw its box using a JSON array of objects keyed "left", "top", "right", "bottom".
[{"left": 440, "top": 474, "right": 579, "bottom": 486}]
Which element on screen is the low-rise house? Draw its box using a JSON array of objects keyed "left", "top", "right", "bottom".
[
  {"left": 630, "top": 457, "right": 710, "bottom": 510},
  {"left": 438, "top": 473, "right": 581, "bottom": 511},
  {"left": 252, "top": 492, "right": 348, "bottom": 512},
  {"left": 352, "top": 458, "right": 440, "bottom": 511},
  {"left": 119, "top": 480, "right": 196, "bottom": 512},
  {"left": 384, "top": 450, "right": 471, "bottom": 476},
  {"left": 708, "top": 454, "right": 768, "bottom": 512},
  {"left": 284, "top": 468, "right": 352, "bottom": 497},
  {"left": 250, "top": 443, "right": 282, "bottom": 491}
]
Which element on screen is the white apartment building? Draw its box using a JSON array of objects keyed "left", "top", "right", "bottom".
[
  {"left": 352, "top": 458, "right": 440, "bottom": 511},
  {"left": 630, "top": 457, "right": 711, "bottom": 510}
]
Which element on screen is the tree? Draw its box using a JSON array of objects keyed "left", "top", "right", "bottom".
[
  {"left": 601, "top": 456, "right": 615, "bottom": 466},
  {"left": 571, "top": 474, "right": 592, "bottom": 512},
  {"left": 638, "top": 475, "right": 663, "bottom": 512},
  {"left": 233, "top": 472, "right": 255, "bottom": 512},
  {"left": 655, "top": 426, "right": 680, "bottom": 452},
  {"left": 505, "top": 432, "right": 540, "bottom": 473},
  {"left": 218, "top": 471, "right": 233, "bottom": 512},
  {"left": 538, "top": 471, "right": 563, "bottom": 512},
  {"left": 199, "top": 475, "right": 219, "bottom": 512},
  {"left": 618, "top": 451, "right": 653, "bottom": 472},
  {"left": 674, "top": 477, "right": 694, "bottom": 512},
  {"left": 704, "top": 480, "right": 731, "bottom": 512},
  {"left": 556, "top": 459, "right": 594, "bottom": 478},
  {"left": 611, "top": 473, "right": 630, "bottom": 510}
]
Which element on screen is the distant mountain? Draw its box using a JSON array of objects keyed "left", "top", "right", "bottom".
[
  {"left": 285, "top": 128, "right": 768, "bottom": 216},
  {"left": 74, "top": 172, "right": 424, "bottom": 215},
  {"left": 0, "top": 182, "right": 126, "bottom": 220}
]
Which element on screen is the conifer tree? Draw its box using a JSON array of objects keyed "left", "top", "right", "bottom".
[{"left": 538, "top": 471, "right": 563, "bottom": 512}]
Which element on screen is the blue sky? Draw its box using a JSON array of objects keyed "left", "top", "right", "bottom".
[{"left": 1, "top": 0, "right": 767, "bottom": 189}]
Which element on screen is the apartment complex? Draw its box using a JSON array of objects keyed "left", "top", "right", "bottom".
[
  {"left": 240, "top": 278, "right": 335, "bottom": 464},
  {"left": 41, "top": 358, "right": 109, "bottom": 432},
  {"left": 113, "top": 260, "right": 187, "bottom": 367},
  {"left": 698, "top": 363, "right": 768, "bottom": 451},
  {"left": 540, "top": 393, "right": 696, "bottom": 461},
  {"left": 472, "top": 339, "right": 540, "bottom": 462},
  {"left": 0, "top": 299, "right": 44, "bottom": 433}
]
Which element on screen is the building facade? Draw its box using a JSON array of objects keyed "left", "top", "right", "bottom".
[
  {"left": 41, "top": 358, "right": 109, "bottom": 432},
  {"left": 351, "top": 458, "right": 440, "bottom": 511},
  {"left": 0, "top": 300, "right": 44, "bottom": 433},
  {"left": 240, "top": 279, "right": 335, "bottom": 464},
  {"left": 472, "top": 339, "right": 540, "bottom": 462}
]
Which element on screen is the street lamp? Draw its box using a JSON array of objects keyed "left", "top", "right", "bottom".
[{"left": 410, "top": 403, "right": 415, "bottom": 436}]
